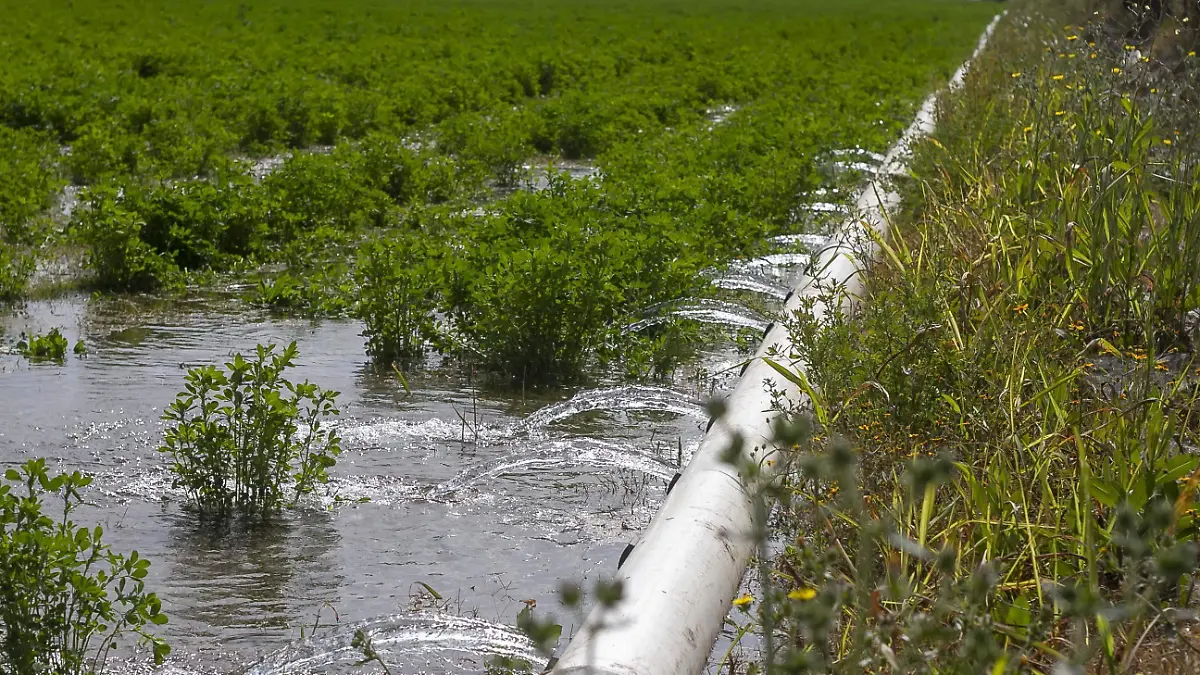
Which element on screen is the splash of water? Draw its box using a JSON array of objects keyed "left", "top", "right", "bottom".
[
  {"left": 731, "top": 253, "right": 810, "bottom": 270},
  {"left": 711, "top": 275, "right": 790, "bottom": 300},
  {"left": 514, "top": 385, "right": 703, "bottom": 434},
  {"left": 705, "top": 104, "right": 739, "bottom": 129},
  {"left": 768, "top": 233, "right": 829, "bottom": 250},
  {"left": 804, "top": 202, "right": 847, "bottom": 214},
  {"left": 345, "top": 383, "right": 700, "bottom": 447},
  {"left": 246, "top": 613, "right": 544, "bottom": 674},
  {"left": 522, "top": 161, "right": 600, "bottom": 192},
  {"left": 831, "top": 146, "right": 886, "bottom": 163},
  {"left": 340, "top": 417, "right": 507, "bottom": 447},
  {"left": 832, "top": 161, "right": 878, "bottom": 173},
  {"left": 623, "top": 299, "right": 770, "bottom": 334},
  {"left": 430, "top": 437, "right": 679, "bottom": 498}
]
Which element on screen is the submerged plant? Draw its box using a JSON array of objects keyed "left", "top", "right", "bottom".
[
  {"left": 159, "top": 341, "right": 342, "bottom": 517},
  {"left": 0, "top": 459, "right": 170, "bottom": 674},
  {"left": 17, "top": 328, "right": 70, "bottom": 362}
]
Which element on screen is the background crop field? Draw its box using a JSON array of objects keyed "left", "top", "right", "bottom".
[{"left": 1, "top": 0, "right": 996, "bottom": 384}]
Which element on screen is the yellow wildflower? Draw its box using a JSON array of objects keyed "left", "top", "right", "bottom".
[
  {"left": 1013, "top": 303, "right": 1029, "bottom": 315},
  {"left": 1112, "top": 67, "right": 1122, "bottom": 74},
  {"left": 1164, "top": 139, "right": 1173, "bottom": 146},
  {"left": 1052, "top": 74, "right": 1064, "bottom": 81},
  {"left": 789, "top": 588, "right": 818, "bottom": 601},
  {"left": 732, "top": 595, "right": 754, "bottom": 607},
  {"left": 1011, "top": 71, "right": 1022, "bottom": 78}
]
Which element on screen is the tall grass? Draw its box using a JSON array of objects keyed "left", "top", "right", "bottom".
[{"left": 755, "top": 1, "right": 1200, "bottom": 672}]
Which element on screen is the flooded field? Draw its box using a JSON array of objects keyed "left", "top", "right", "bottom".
[{"left": 0, "top": 278, "right": 788, "bottom": 673}]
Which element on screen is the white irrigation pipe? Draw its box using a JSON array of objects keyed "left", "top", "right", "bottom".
[{"left": 549, "top": 13, "right": 1005, "bottom": 675}]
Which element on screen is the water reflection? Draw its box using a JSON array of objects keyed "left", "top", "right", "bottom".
[{"left": 162, "top": 511, "right": 343, "bottom": 650}]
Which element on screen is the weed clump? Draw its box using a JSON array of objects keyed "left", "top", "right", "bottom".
[
  {"left": 0, "top": 459, "right": 170, "bottom": 673},
  {"left": 159, "top": 342, "right": 342, "bottom": 518}
]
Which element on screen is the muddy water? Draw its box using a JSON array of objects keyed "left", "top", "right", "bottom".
[{"left": 0, "top": 293, "right": 730, "bottom": 673}]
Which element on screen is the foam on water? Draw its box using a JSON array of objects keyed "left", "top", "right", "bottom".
[{"left": 340, "top": 417, "right": 506, "bottom": 446}]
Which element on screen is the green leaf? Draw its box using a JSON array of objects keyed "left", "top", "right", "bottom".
[
  {"left": 153, "top": 639, "right": 172, "bottom": 664},
  {"left": 1158, "top": 455, "right": 1199, "bottom": 487},
  {"left": 762, "top": 357, "right": 827, "bottom": 426},
  {"left": 1090, "top": 479, "right": 1119, "bottom": 509},
  {"left": 414, "top": 581, "right": 442, "bottom": 600},
  {"left": 1005, "top": 593, "right": 1031, "bottom": 629}
]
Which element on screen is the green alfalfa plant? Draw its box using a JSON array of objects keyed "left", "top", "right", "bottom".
[
  {"left": 158, "top": 341, "right": 342, "bottom": 518},
  {"left": 353, "top": 235, "right": 444, "bottom": 364},
  {"left": 0, "top": 459, "right": 171, "bottom": 674},
  {"left": 73, "top": 186, "right": 178, "bottom": 292}
]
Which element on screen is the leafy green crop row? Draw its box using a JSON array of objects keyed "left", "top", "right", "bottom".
[{"left": 0, "top": 0, "right": 998, "bottom": 383}]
